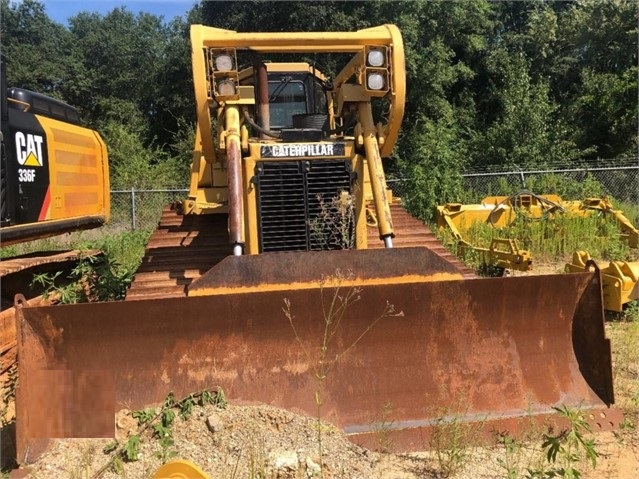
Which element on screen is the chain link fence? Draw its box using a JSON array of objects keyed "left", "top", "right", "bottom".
[
  {"left": 108, "top": 164, "right": 638, "bottom": 231},
  {"left": 109, "top": 189, "right": 188, "bottom": 232},
  {"left": 388, "top": 163, "right": 638, "bottom": 206},
  {"left": 460, "top": 166, "right": 638, "bottom": 204}
]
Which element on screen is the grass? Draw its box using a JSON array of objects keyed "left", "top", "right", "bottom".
[
  {"left": 427, "top": 402, "right": 486, "bottom": 478},
  {"left": 2, "top": 228, "right": 152, "bottom": 305},
  {"left": 462, "top": 212, "right": 636, "bottom": 265},
  {"left": 607, "top": 319, "right": 639, "bottom": 428},
  {"left": 2, "top": 226, "right": 152, "bottom": 271}
]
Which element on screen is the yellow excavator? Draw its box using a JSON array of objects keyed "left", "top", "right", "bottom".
[
  {"left": 14, "top": 25, "right": 620, "bottom": 465},
  {"left": 0, "top": 54, "right": 109, "bottom": 390},
  {"left": 0, "top": 54, "right": 109, "bottom": 466}
]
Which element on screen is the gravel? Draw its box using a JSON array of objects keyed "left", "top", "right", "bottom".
[
  {"left": 23, "top": 402, "right": 397, "bottom": 479},
  {"left": 12, "top": 399, "right": 639, "bottom": 479}
]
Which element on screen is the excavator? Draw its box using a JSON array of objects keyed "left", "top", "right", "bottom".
[
  {"left": 13, "top": 25, "right": 620, "bottom": 466},
  {"left": 0, "top": 55, "right": 109, "bottom": 376},
  {"left": 0, "top": 54, "right": 109, "bottom": 466}
]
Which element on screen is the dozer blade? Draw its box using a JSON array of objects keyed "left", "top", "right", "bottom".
[{"left": 15, "top": 248, "right": 620, "bottom": 463}]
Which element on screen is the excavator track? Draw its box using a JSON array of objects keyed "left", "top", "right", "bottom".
[
  {"left": 126, "top": 202, "right": 474, "bottom": 300},
  {"left": 1, "top": 249, "right": 101, "bottom": 379}
]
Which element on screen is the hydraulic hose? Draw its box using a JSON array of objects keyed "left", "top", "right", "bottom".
[{"left": 241, "top": 108, "right": 281, "bottom": 139}]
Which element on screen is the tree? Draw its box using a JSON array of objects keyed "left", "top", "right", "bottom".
[
  {"left": 0, "top": 0, "right": 81, "bottom": 98},
  {"left": 560, "top": 0, "right": 638, "bottom": 159},
  {"left": 471, "top": 50, "right": 587, "bottom": 169}
]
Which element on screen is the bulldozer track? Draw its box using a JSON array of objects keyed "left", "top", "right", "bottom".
[{"left": 126, "top": 202, "right": 475, "bottom": 300}]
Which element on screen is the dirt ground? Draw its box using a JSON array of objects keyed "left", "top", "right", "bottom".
[{"left": 10, "top": 398, "right": 638, "bottom": 479}]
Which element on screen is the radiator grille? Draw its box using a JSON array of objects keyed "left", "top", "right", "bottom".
[{"left": 255, "top": 160, "right": 353, "bottom": 252}]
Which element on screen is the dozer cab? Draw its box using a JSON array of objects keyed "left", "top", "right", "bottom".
[{"left": 14, "top": 25, "right": 620, "bottom": 464}]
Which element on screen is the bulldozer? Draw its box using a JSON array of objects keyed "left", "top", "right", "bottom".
[{"left": 13, "top": 25, "right": 620, "bottom": 465}]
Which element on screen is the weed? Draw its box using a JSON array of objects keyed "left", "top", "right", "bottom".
[
  {"left": 440, "top": 193, "right": 637, "bottom": 273},
  {"left": 122, "top": 435, "right": 141, "bottom": 462},
  {"left": 309, "top": 192, "right": 356, "bottom": 250},
  {"left": 621, "top": 300, "right": 638, "bottom": 322},
  {"left": 2, "top": 228, "right": 151, "bottom": 274},
  {"left": 246, "top": 431, "right": 267, "bottom": 479},
  {"left": 427, "top": 395, "right": 486, "bottom": 479},
  {"left": 491, "top": 431, "right": 545, "bottom": 479},
  {"left": 68, "top": 444, "right": 97, "bottom": 479},
  {"left": 283, "top": 270, "right": 403, "bottom": 472},
  {"left": 430, "top": 416, "right": 476, "bottom": 478},
  {"left": 31, "top": 253, "right": 132, "bottom": 304},
  {"left": 526, "top": 405, "right": 599, "bottom": 479},
  {"left": 371, "top": 401, "right": 395, "bottom": 454},
  {"left": 154, "top": 433, "right": 178, "bottom": 464},
  {"left": 93, "top": 388, "right": 226, "bottom": 478},
  {"left": 494, "top": 432, "right": 523, "bottom": 479}
]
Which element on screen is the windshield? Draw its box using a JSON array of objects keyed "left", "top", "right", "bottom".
[{"left": 268, "top": 79, "right": 307, "bottom": 128}]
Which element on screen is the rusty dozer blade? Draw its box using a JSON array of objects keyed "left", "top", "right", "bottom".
[{"left": 15, "top": 247, "right": 620, "bottom": 463}]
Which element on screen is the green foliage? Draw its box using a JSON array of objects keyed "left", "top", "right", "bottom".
[
  {"left": 309, "top": 192, "right": 356, "bottom": 250},
  {"left": 527, "top": 405, "right": 598, "bottom": 479},
  {"left": 101, "top": 119, "right": 187, "bottom": 189},
  {"left": 102, "top": 441, "right": 118, "bottom": 455},
  {"left": 30, "top": 253, "right": 132, "bottom": 304},
  {"left": 132, "top": 408, "right": 156, "bottom": 427},
  {"left": 428, "top": 398, "right": 486, "bottom": 478},
  {"left": 122, "top": 435, "right": 141, "bottom": 462},
  {"left": 568, "top": 66, "right": 638, "bottom": 159},
  {"left": 621, "top": 301, "right": 639, "bottom": 323},
  {"left": 524, "top": 173, "right": 604, "bottom": 200},
  {"left": 458, "top": 206, "right": 634, "bottom": 265},
  {"left": 284, "top": 272, "right": 403, "bottom": 465},
  {"left": 472, "top": 50, "right": 588, "bottom": 169},
  {"left": 94, "top": 229, "right": 153, "bottom": 273},
  {"left": 494, "top": 433, "right": 525, "bottom": 479},
  {"left": 0, "top": 0, "right": 80, "bottom": 96},
  {"left": 398, "top": 116, "right": 469, "bottom": 221},
  {"left": 96, "top": 389, "right": 226, "bottom": 475},
  {"left": 3, "top": 0, "right": 636, "bottom": 199}
]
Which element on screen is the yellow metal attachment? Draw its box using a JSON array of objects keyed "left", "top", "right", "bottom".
[
  {"left": 152, "top": 459, "right": 210, "bottom": 479},
  {"left": 565, "top": 251, "right": 639, "bottom": 312}
]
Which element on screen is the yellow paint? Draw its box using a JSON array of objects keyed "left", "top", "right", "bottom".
[
  {"left": 37, "top": 114, "right": 109, "bottom": 222},
  {"left": 185, "top": 23, "right": 408, "bottom": 258},
  {"left": 188, "top": 271, "right": 463, "bottom": 297},
  {"left": 24, "top": 152, "right": 40, "bottom": 166}
]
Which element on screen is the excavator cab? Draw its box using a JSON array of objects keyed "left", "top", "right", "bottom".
[{"left": 13, "top": 25, "right": 620, "bottom": 465}]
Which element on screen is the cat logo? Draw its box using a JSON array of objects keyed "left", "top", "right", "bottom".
[{"left": 15, "top": 132, "right": 45, "bottom": 167}]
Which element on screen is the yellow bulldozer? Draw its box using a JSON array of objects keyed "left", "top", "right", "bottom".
[{"left": 13, "top": 25, "right": 620, "bottom": 464}]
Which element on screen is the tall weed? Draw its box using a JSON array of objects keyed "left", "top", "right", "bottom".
[
  {"left": 460, "top": 212, "right": 634, "bottom": 264},
  {"left": 283, "top": 271, "right": 403, "bottom": 471}
]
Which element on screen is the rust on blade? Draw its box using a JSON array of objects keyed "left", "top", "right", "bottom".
[
  {"left": 16, "top": 269, "right": 619, "bottom": 463},
  {"left": 188, "top": 247, "right": 464, "bottom": 295}
]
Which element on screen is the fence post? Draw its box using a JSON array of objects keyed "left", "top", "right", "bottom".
[
  {"left": 519, "top": 169, "right": 527, "bottom": 189},
  {"left": 131, "top": 188, "right": 137, "bottom": 230}
]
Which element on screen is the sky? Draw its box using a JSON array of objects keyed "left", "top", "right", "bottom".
[{"left": 42, "top": 0, "right": 198, "bottom": 25}]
